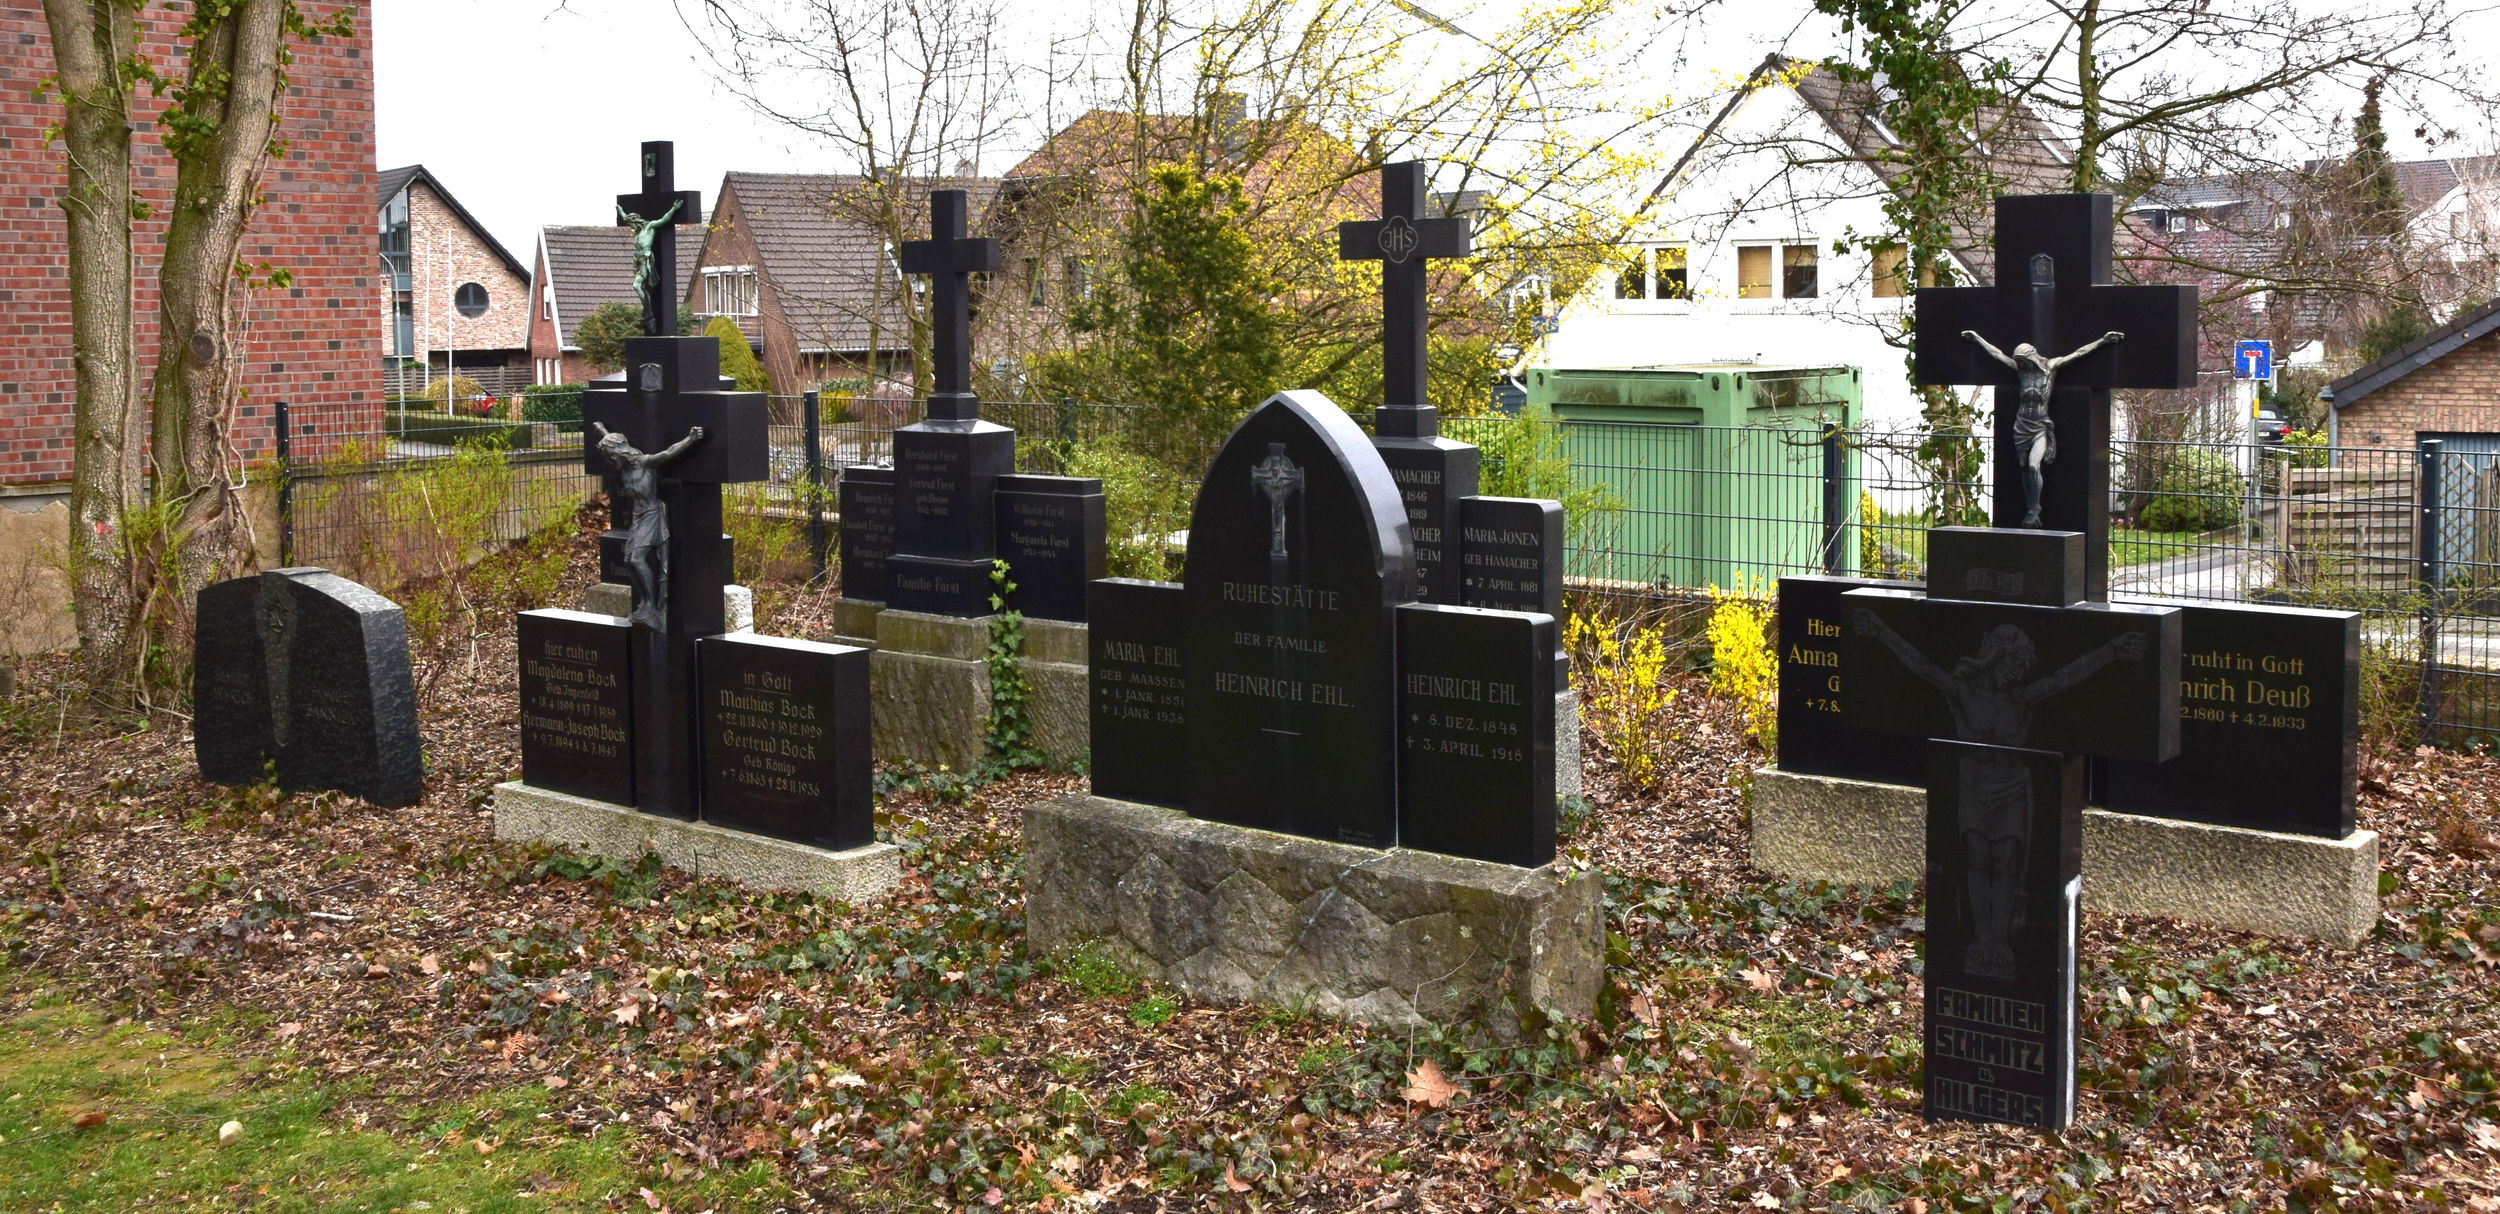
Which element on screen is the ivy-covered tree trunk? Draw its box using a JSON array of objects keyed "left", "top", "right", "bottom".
[
  {"left": 148, "top": 0, "right": 291, "bottom": 638},
  {"left": 42, "top": 0, "right": 146, "bottom": 709}
]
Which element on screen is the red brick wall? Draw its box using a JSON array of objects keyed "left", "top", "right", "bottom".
[
  {"left": 0, "top": 1, "right": 375, "bottom": 485},
  {"left": 2338, "top": 329, "right": 2500, "bottom": 448}
]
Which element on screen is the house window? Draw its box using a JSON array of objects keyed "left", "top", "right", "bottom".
[
  {"left": 391, "top": 296, "right": 415, "bottom": 358},
  {"left": 1065, "top": 257, "right": 1094, "bottom": 303},
  {"left": 1782, "top": 244, "right": 1819, "bottom": 299},
  {"left": 541, "top": 292, "right": 553, "bottom": 321},
  {"left": 1736, "top": 245, "right": 1773, "bottom": 299},
  {"left": 703, "top": 266, "right": 759, "bottom": 317},
  {"left": 455, "top": 282, "right": 488, "bottom": 318},
  {"left": 1872, "top": 244, "right": 1909, "bottom": 298},
  {"left": 1616, "top": 245, "right": 1689, "bottom": 300},
  {"left": 1024, "top": 257, "right": 1044, "bottom": 308}
]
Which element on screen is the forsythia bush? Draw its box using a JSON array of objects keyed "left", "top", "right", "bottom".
[
  {"left": 1705, "top": 581, "right": 1779, "bottom": 752},
  {"left": 1858, "top": 489, "right": 1882, "bottom": 575},
  {"left": 1567, "top": 612, "right": 1677, "bottom": 791}
]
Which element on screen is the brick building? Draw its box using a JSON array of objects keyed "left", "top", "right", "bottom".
[
  {"left": 0, "top": 2, "right": 375, "bottom": 488},
  {"left": 2322, "top": 296, "right": 2500, "bottom": 449},
  {"left": 527, "top": 224, "right": 702, "bottom": 386},
  {"left": 379, "top": 164, "right": 530, "bottom": 397}
]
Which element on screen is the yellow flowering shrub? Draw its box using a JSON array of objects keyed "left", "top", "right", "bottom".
[
  {"left": 1704, "top": 580, "right": 1778, "bottom": 752},
  {"left": 1567, "top": 611, "right": 1678, "bottom": 791}
]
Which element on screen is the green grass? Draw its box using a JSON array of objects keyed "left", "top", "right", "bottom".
[
  {"left": 2110, "top": 527, "right": 2210, "bottom": 569},
  {"left": 0, "top": 997, "right": 789, "bottom": 1212}
]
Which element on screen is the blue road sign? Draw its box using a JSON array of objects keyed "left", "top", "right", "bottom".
[{"left": 2234, "top": 340, "right": 2273, "bottom": 381}]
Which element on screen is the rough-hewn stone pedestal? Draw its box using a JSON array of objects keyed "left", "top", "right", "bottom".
[
  {"left": 493, "top": 781, "right": 900, "bottom": 903},
  {"left": 1024, "top": 794, "right": 1602, "bottom": 1029},
  {"left": 1750, "top": 766, "right": 2379, "bottom": 946},
  {"left": 830, "top": 599, "right": 1087, "bottom": 771}
]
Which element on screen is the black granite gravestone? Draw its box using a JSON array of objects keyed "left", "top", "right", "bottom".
[
  {"left": 518, "top": 609, "right": 635, "bottom": 806},
  {"left": 193, "top": 568, "right": 423, "bottom": 807},
  {"left": 1182, "top": 391, "right": 1415, "bottom": 845},
  {"left": 1340, "top": 162, "right": 1479, "bottom": 605},
  {"left": 887, "top": 189, "right": 1018, "bottom": 618},
  {"left": 2101, "top": 602, "right": 2360, "bottom": 838},
  {"left": 1924, "top": 739, "right": 2081, "bottom": 1130},
  {"left": 1397, "top": 604, "right": 1556, "bottom": 866},
  {"left": 1088, "top": 578, "right": 1188, "bottom": 808},
  {"left": 1459, "top": 495, "right": 1567, "bottom": 685},
  {"left": 1773, "top": 575, "right": 1924, "bottom": 785},
  {"left": 837, "top": 466, "right": 896, "bottom": 602},
  {"left": 995, "top": 474, "right": 1108, "bottom": 623},
  {"left": 699, "top": 633, "right": 873, "bottom": 850},
  {"left": 594, "top": 141, "right": 707, "bottom": 586}
]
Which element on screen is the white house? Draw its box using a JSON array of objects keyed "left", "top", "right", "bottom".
[{"left": 1545, "top": 56, "right": 2070, "bottom": 434}]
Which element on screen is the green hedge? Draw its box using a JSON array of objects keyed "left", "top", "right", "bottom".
[
  {"left": 2136, "top": 448, "right": 2245, "bottom": 532},
  {"left": 386, "top": 409, "right": 530, "bottom": 450},
  {"left": 522, "top": 383, "right": 585, "bottom": 428}
]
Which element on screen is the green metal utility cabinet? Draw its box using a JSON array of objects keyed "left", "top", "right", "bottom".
[{"left": 1524, "top": 363, "right": 1862, "bottom": 589}]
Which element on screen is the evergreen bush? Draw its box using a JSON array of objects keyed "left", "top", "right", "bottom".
[{"left": 2136, "top": 448, "right": 2245, "bottom": 532}]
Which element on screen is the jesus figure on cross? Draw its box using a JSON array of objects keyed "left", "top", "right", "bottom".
[{"left": 1960, "top": 329, "right": 2125, "bottom": 526}]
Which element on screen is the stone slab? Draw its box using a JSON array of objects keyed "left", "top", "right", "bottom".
[
  {"left": 585, "top": 582, "right": 753, "bottom": 633},
  {"left": 493, "top": 780, "right": 900, "bottom": 903},
  {"left": 1748, "top": 766, "right": 2379, "bottom": 947},
  {"left": 868, "top": 608, "right": 1087, "bottom": 770},
  {"left": 831, "top": 597, "right": 883, "bottom": 649},
  {"left": 1024, "top": 793, "right": 1602, "bottom": 1030}
]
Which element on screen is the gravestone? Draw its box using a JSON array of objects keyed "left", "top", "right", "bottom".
[
  {"left": 1087, "top": 578, "right": 1187, "bottom": 807},
  {"left": 700, "top": 633, "right": 872, "bottom": 850},
  {"left": 517, "top": 609, "right": 635, "bottom": 806},
  {"left": 1459, "top": 496, "right": 1567, "bottom": 683},
  {"left": 1398, "top": 604, "right": 1557, "bottom": 866},
  {"left": 837, "top": 466, "right": 896, "bottom": 602},
  {"left": 994, "top": 474, "right": 1108, "bottom": 622},
  {"left": 194, "top": 568, "right": 422, "bottom": 807},
  {"left": 1183, "top": 391, "right": 1414, "bottom": 845},
  {"left": 1773, "top": 574, "right": 1925, "bottom": 785},
  {"left": 886, "top": 190, "right": 1017, "bottom": 618},
  {"left": 2100, "top": 603, "right": 2360, "bottom": 837},
  {"left": 1340, "top": 161, "right": 1479, "bottom": 605}
]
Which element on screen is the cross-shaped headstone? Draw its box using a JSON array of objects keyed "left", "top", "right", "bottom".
[
  {"left": 1338, "top": 161, "right": 1472, "bottom": 437},
  {"left": 615, "top": 141, "right": 704, "bottom": 338},
  {"left": 899, "top": 189, "right": 999, "bottom": 420},
  {"left": 1252, "top": 443, "right": 1303, "bottom": 559},
  {"left": 1914, "top": 193, "right": 2196, "bottom": 601}
]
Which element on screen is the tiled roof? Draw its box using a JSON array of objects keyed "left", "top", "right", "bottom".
[
  {"left": 714, "top": 172, "right": 999, "bottom": 354},
  {"left": 377, "top": 164, "right": 527, "bottom": 280},
  {"left": 540, "top": 225, "right": 705, "bottom": 349},
  {"left": 2326, "top": 293, "right": 2500, "bottom": 407}
]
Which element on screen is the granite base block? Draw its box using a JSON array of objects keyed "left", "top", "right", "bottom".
[
  {"left": 863, "top": 608, "right": 1088, "bottom": 770},
  {"left": 1748, "top": 766, "right": 2379, "bottom": 947},
  {"left": 1024, "top": 794, "right": 1603, "bottom": 1029},
  {"left": 583, "top": 582, "right": 754, "bottom": 633},
  {"left": 493, "top": 781, "right": 900, "bottom": 903}
]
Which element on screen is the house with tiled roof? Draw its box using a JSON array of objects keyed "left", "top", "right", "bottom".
[
  {"left": 1545, "top": 54, "right": 2074, "bottom": 433},
  {"left": 526, "top": 225, "right": 702, "bottom": 385},
  {"left": 2319, "top": 294, "right": 2500, "bottom": 450},
  {"left": 688, "top": 172, "right": 998, "bottom": 413},
  {"left": 379, "top": 165, "right": 531, "bottom": 396}
]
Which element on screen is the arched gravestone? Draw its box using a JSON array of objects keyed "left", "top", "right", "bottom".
[
  {"left": 1182, "top": 391, "right": 1415, "bottom": 846},
  {"left": 194, "top": 568, "right": 423, "bottom": 807}
]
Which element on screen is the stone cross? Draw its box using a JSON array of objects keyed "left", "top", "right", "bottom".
[
  {"left": 1913, "top": 194, "right": 2196, "bottom": 601},
  {"left": 1337, "top": 161, "right": 1472, "bottom": 437},
  {"left": 615, "top": 141, "right": 704, "bottom": 338},
  {"left": 1252, "top": 443, "right": 1303, "bottom": 559},
  {"left": 899, "top": 189, "right": 999, "bottom": 420}
]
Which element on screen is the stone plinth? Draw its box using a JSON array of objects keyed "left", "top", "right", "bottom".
[
  {"left": 493, "top": 781, "right": 900, "bottom": 903},
  {"left": 1749, "top": 766, "right": 2379, "bottom": 947},
  {"left": 1024, "top": 794, "right": 1602, "bottom": 1029},
  {"left": 583, "top": 582, "right": 754, "bottom": 633},
  {"left": 841, "top": 605, "right": 1089, "bottom": 771}
]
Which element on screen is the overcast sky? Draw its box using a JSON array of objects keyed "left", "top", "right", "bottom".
[{"left": 374, "top": 0, "right": 2492, "bottom": 265}]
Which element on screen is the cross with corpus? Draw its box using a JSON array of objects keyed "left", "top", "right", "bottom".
[
  {"left": 615, "top": 140, "right": 704, "bottom": 339},
  {"left": 579, "top": 145, "right": 767, "bottom": 821},
  {"left": 1913, "top": 193, "right": 2197, "bottom": 601},
  {"left": 1338, "top": 161, "right": 1472, "bottom": 438},
  {"left": 899, "top": 189, "right": 999, "bottom": 421}
]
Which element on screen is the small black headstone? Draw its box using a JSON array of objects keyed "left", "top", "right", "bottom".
[
  {"left": 698, "top": 634, "right": 873, "bottom": 850},
  {"left": 1774, "top": 575, "right": 1923, "bottom": 785},
  {"left": 837, "top": 466, "right": 895, "bottom": 602},
  {"left": 995, "top": 474, "right": 1108, "bottom": 623},
  {"left": 1182, "top": 391, "right": 1414, "bottom": 846},
  {"left": 892, "top": 420, "right": 1015, "bottom": 560},
  {"left": 1396, "top": 604, "right": 1556, "bottom": 866},
  {"left": 1088, "top": 578, "right": 1188, "bottom": 807},
  {"left": 1924, "top": 739, "right": 2080, "bottom": 1130},
  {"left": 1925, "top": 527, "right": 2085, "bottom": 607},
  {"left": 1376, "top": 441, "right": 1479, "bottom": 605},
  {"left": 2100, "top": 602, "right": 2360, "bottom": 838},
  {"left": 1457, "top": 497, "right": 1562, "bottom": 615},
  {"left": 192, "top": 568, "right": 423, "bottom": 807},
  {"left": 885, "top": 554, "right": 996, "bottom": 617},
  {"left": 518, "top": 609, "right": 635, "bottom": 806}
]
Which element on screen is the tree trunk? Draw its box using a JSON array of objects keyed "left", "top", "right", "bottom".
[
  {"left": 148, "top": 0, "right": 289, "bottom": 642},
  {"left": 42, "top": 0, "right": 144, "bottom": 710},
  {"left": 2074, "top": 0, "right": 2102, "bottom": 192}
]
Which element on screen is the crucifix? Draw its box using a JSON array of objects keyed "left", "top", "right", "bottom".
[
  {"left": 1914, "top": 193, "right": 2196, "bottom": 601},
  {"left": 596, "top": 143, "right": 706, "bottom": 587},
  {"left": 578, "top": 145, "right": 766, "bottom": 821},
  {"left": 1338, "top": 162, "right": 1480, "bottom": 603},
  {"left": 1252, "top": 444, "right": 1303, "bottom": 560},
  {"left": 898, "top": 189, "right": 999, "bottom": 422}
]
